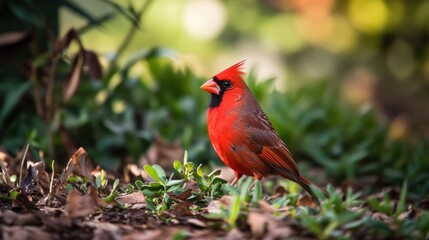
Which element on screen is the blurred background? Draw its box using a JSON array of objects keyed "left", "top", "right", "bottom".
[{"left": 1, "top": 0, "right": 428, "bottom": 198}]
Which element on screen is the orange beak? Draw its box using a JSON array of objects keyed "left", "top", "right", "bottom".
[{"left": 200, "top": 78, "right": 220, "bottom": 95}]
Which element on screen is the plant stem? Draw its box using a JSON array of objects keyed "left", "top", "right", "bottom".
[
  {"left": 107, "top": 0, "right": 153, "bottom": 73},
  {"left": 19, "top": 143, "right": 30, "bottom": 184}
]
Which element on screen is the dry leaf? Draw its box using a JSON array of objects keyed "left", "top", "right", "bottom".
[
  {"left": 264, "top": 226, "right": 294, "bottom": 240},
  {"left": 61, "top": 147, "right": 95, "bottom": 186},
  {"left": 123, "top": 227, "right": 181, "bottom": 240},
  {"left": 139, "top": 136, "right": 184, "bottom": 172},
  {"left": 247, "top": 209, "right": 294, "bottom": 239},
  {"left": 247, "top": 211, "right": 267, "bottom": 238},
  {"left": 84, "top": 50, "right": 103, "bottom": 79},
  {"left": 0, "top": 151, "right": 13, "bottom": 186},
  {"left": 170, "top": 189, "right": 192, "bottom": 201},
  {"left": 13, "top": 192, "right": 37, "bottom": 212},
  {"left": 226, "top": 228, "right": 247, "bottom": 240},
  {"left": 169, "top": 201, "right": 193, "bottom": 217},
  {"left": 0, "top": 31, "right": 29, "bottom": 47},
  {"left": 217, "top": 166, "right": 235, "bottom": 183},
  {"left": 54, "top": 29, "right": 81, "bottom": 54},
  {"left": 297, "top": 194, "right": 317, "bottom": 208},
  {"left": 65, "top": 186, "right": 101, "bottom": 218},
  {"left": 2, "top": 226, "right": 52, "bottom": 240},
  {"left": 206, "top": 195, "right": 233, "bottom": 214},
  {"left": 187, "top": 218, "right": 207, "bottom": 228},
  {"left": 63, "top": 50, "right": 85, "bottom": 101},
  {"left": 115, "top": 192, "right": 145, "bottom": 205},
  {"left": 31, "top": 161, "right": 51, "bottom": 194}
]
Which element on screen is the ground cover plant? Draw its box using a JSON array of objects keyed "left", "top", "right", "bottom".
[{"left": 1, "top": 0, "right": 429, "bottom": 239}]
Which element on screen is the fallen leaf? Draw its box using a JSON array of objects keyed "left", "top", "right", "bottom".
[
  {"left": 20, "top": 165, "right": 36, "bottom": 193},
  {"left": 61, "top": 147, "right": 95, "bottom": 186},
  {"left": 0, "top": 151, "right": 13, "bottom": 186},
  {"left": 123, "top": 227, "right": 181, "bottom": 240},
  {"left": 258, "top": 200, "right": 274, "bottom": 214},
  {"left": 264, "top": 226, "right": 294, "bottom": 240},
  {"left": 168, "top": 201, "right": 193, "bottom": 217},
  {"left": 33, "top": 161, "right": 50, "bottom": 189},
  {"left": 247, "top": 209, "right": 294, "bottom": 239},
  {"left": 65, "top": 186, "right": 102, "bottom": 218},
  {"left": 115, "top": 192, "right": 145, "bottom": 205},
  {"left": 187, "top": 218, "right": 207, "bottom": 228},
  {"left": 217, "top": 166, "right": 235, "bottom": 183},
  {"left": 206, "top": 195, "right": 233, "bottom": 214},
  {"left": 123, "top": 163, "right": 145, "bottom": 183},
  {"left": 139, "top": 136, "right": 184, "bottom": 173},
  {"left": 13, "top": 192, "right": 37, "bottom": 212},
  {"left": 247, "top": 211, "right": 267, "bottom": 238},
  {"left": 226, "top": 228, "right": 247, "bottom": 240},
  {"left": 170, "top": 189, "right": 192, "bottom": 201},
  {"left": 3, "top": 210, "right": 18, "bottom": 225},
  {"left": 2, "top": 226, "right": 52, "bottom": 240},
  {"left": 297, "top": 194, "right": 317, "bottom": 208}
]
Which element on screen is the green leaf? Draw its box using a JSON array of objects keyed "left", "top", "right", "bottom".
[
  {"left": 228, "top": 195, "right": 241, "bottom": 227},
  {"left": 173, "top": 160, "right": 183, "bottom": 172},
  {"left": 135, "top": 180, "right": 144, "bottom": 190},
  {"left": 152, "top": 165, "right": 167, "bottom": 183},
  {"left": 104, "top": 194, "right": 115, "bottom": 203},
  {"left": 365, "top": 219, "right": 391, "bottom": 233},
  {"left": 0, "top": 82, "right": 31, "bottom": 126},
  {"left": 251, "top": 180, "right": 262, "bottom": 203},
  {"left": 9, "top": 190, "right": 19, "bottom": 200},
  {"left": 112, "top": 179, "right": 120, "bottom": 191},
  {"left": 171, "top": 229, "right": 189, "bottom": 240},
  {"left": 395, "top": 181, "right": 408, "bottom": 216},
  {"left": 196, "top": 164, "right": 203, "bottom": 177},
  {"left": 166, "top": 179, "right": 185, "bottom": 187},
  {"left": 298, "top": 209, "right": 321, "bottom": 234},
  {"left": 9, "top": 3, "right": 42, "bottom": 28},
  {"left": 163, "top": 192, "right": 171, "bottom": 206},
  {"left": 95, "top": 175, "right": 102, "bottom": 188},
  {"left": 183, "top": 150, "right": 188, "bottom": 165},
  {"left": 417, "top": 211, "right": 429, "bottom": 236},
  {"left": 144, "top": 165, "right": 161, "bottom": 183},
  {"left": 207, "top": 169, "right": 222, "bottom": 178},
  {"left": 60, "top": 0, "right": 100, "bottom": 25},
  {"left": 145, "top": 199, "right": 157, "bottom": 212},
  {"left": 142, "top": 189, "right": 156, "bottom": 197},
  {"left": 225, "top": 185, "right": 240, "bottom": 196}
]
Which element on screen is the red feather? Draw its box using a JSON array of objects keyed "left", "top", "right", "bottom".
[{"left": 201, "top": 61, "right": 329, "bottom": 202}]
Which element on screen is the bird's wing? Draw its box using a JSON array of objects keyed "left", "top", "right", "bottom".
[{"left": 245, "top": 109, "right": 301, "bottom": 181}]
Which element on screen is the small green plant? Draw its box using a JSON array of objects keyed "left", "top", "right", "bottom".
[
  {"left": 66, "top": 175, "right": 91, "bottom": 193},
  {"left": 136, "top": 151, "right": 227, "bottom": 214},
  {"left": 205, "top": 178, "right": 254, "bottom": 229},
  {"left": 104, "top": 179, "right": 120, "bottom": 203}
]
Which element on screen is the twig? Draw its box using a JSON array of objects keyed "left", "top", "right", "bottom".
[
  {"left": 46, "top": 56, "right": 59, "bottom": 159},
  {"left": 30, "top": 63, "right": 44, "bottom": 117},
  {"left": 19, "top": 143, "right": 30, "bottom": 184},
  {"left": 106, "top": 0, "right": 153, "bottom": 73},
  {"left": 49, "top": 160, "right": 55, "bottom": 194},
  {"left": 0, "top": 158, "right": 13, "bottom": 186}
]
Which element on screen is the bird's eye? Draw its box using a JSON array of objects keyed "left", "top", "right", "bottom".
[{"left": 222, "top": 81, "right": 232, "bottom": 88}]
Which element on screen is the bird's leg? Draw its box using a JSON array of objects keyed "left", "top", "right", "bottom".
[
  {"left": 248, "top": 176, "right": 263, "bottom": 191},
  {"left": 231, "top": 172, "right": 243, "bottom": 186}
]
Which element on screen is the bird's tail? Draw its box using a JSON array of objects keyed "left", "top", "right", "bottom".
[{"left": 298, "top": 175, "right": 330, "bottom": 205}]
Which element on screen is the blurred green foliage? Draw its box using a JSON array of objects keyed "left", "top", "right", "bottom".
[{"left": 0, "top": 0, "right": 428, "bottom": 201}]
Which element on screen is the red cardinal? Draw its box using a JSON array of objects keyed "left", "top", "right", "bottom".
[{"left": 201, "top": 61, "right": 328, "bottom": 200}]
